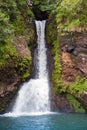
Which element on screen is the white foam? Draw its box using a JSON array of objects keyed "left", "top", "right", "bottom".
[{"left": 1, "top": 112, "right": 59, "bottom": 117}]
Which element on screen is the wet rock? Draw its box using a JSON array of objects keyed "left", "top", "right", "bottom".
[
  {"left": 80, "top": 92, "right": 87, "bottom": 112},
  {"left": 76, "top": 54, "right": 87, "bottom": 75},
  {"left": 72, "top": 49, "right": 78, "bottom": 56},
  {"left": 66, "top": 45, "right": 75, "bottom": 53},
  {"left": 53, "top": 95, "right": 75, "bottom": 113}
]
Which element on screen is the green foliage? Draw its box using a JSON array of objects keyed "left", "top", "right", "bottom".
[
  {"left": 69, "top": 77, "right": 87, "bottom": 96},
  {"left": 46, "top": 20, "right": 57, "bottom": 44},
  {"left": 33, "top": 0, "right": 50, "bottom": 7},
  {"left": 53, "top": 40, "right": 62, "bottom": 79},
  {"left": 0, "top": 0, "right": 34, "bottom": 42},
  {"left": 33, "top": 0, "right": 57, "bottom": 13},
  {"left": 66, "top": 94, "right": 85, "bottom": 113},
  {"left": 48, "top": 21, "right": 66, "bottom": 94},
  {"left": 0, "top": 10, "right": 14, "bottom": 43},
  {"left": 0, "top": 42, "right": 17, "bottom": 67},
  {"left": 0, "top": 55, "right": 32, "bottom": 80},
  {"left": 50, "top": 0, "right": 87, "bottom": 32},
  {"left": 33, "top": 0, "right": 62, "bottom": 12},
  {"left": 13, "top": 17, "right": 27, "bottom": 35},
  {"left": 46, "top": 20, "right": 65, "bottom": 94},
  {"left": 52, "top": 40, "right": 65, "bottom": 94},
  {"left": 0, "top": 9, "right": 14, "bottom": 66},
  {"left": 16, "top": 56, "right": 32, "bottom": 80}
]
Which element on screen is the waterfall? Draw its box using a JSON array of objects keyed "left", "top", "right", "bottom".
[
  {"left": 35, "top": 20, "right": 48, "bottom": 79},
  {"left": 11, "top": 20, "right": 51, "bottom": 114}
]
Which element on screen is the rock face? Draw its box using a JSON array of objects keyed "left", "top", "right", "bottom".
[
  {"left": 51, "top": 95, "right": 74, "bottom": 113},
  {"left": 61, "top": 52, "right": 79, "bottom": 84},
  {"left": 60, "top": 32, "right": 87, "bottom": 79},
  {"left": 59, "top": 32, "right": 87, "bottom": 112},
  {"left": 80, "top": 92, "right": 87, "bottom": 112}
]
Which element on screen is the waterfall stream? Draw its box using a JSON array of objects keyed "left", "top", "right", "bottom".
[{"left": 11, "top": 20, "right": 51, "bottom": 115}]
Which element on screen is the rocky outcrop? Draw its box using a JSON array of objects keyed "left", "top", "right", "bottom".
[
  {"left": 0, "top": 35, "right": 34, "bottom": 113},
  {"left": 60, "top": 32, "right": 87, "bottom": 77},
  {"left": 59, "top": 32, "right": 87, "bottom": 112}
]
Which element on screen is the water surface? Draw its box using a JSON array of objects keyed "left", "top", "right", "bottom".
[{"left": 0, "top": 113, "right": 87, "bottom": 130}]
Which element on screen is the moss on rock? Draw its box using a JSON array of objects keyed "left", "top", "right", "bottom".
[{"left": 66, "top": 94, "right": 85, "bottom": 113}]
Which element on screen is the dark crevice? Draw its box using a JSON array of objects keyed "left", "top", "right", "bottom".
[{"left": 32, "top": 6, "right": 49, "bottom": 20}]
